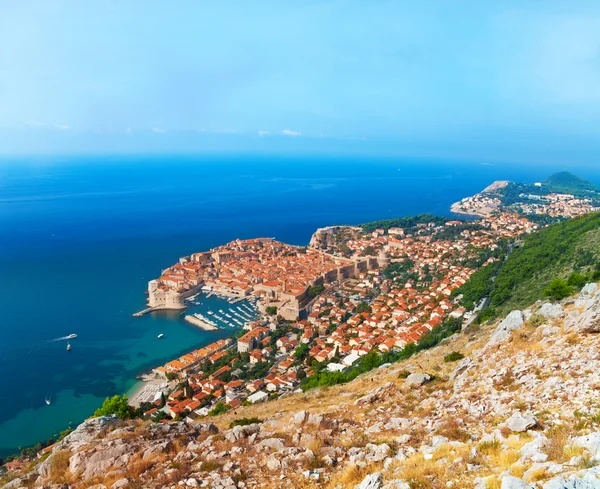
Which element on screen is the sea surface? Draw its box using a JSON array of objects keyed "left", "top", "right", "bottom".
[{"left": 0, "top": 153, "right": 598, "bottom": 456}]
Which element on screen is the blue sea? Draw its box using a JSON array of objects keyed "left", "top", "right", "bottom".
[{"left": 0, "top": 153, "right": 598, "bottom": 456}]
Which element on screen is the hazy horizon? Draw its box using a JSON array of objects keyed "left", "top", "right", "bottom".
[{"left": 2, "top": 1, "right": 600, "bottom": 163}]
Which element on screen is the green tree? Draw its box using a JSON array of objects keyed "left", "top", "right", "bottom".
[
  {"left": 355, "top": 302, "right": 372, "bottom": 314},
  {"left": 567, "top": 272, "right": 587, "bottom": 289},
  {"left": 308, "top": 285, "right": 324, "bottom": 298},
  {"left": 544, "top": 278, "right": 574, "bottom": 301},
  {"left": 208, "top": 402, "right": 229, "bottom": 416},
  {"left": 293, "top": 343, "right": 309, "bottom": 361},
  {"left": 266, "top": 306, "right": 277, "bottom": 315},
  {"left": 94, "top": 394, "right": 133, "bottom": 419}
]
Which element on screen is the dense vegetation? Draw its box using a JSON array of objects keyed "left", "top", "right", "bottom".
[
  {"left": 457, "top": 212, "right": 600, "bottom": 321},
  {"left": 543, "top": 171, "right": 599, "bottom": 195},
  {"left": 360, "top": 214, "right": 448, "bottom": 233},
  {"left": 489, "top": 213, "right": 600, "bottom": 308},
  {"left": 300, "top": 316, "right": 462, "bottom": 391}
]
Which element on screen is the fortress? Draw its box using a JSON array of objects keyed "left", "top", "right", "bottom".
[{"left": 146, "top": 237, "right": 384, "bottom": 320}]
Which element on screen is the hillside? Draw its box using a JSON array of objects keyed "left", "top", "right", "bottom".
[
  {"left": 543, "top": 171, "right": 599, "bottom": 195},
  {"left": 456, "top": 212, "right": 600, "bottom": 321},
  {"left": 3, "top": 284, "right": 600, "bottom": 488}
]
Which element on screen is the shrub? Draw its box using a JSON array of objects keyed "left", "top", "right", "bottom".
[
  {"left": 208, "top": 402, "right": 229, "bottom": 416},
  {"left": 398, "top": 370, "right": 411, "bottom": 379},
  {"left": 229, "top": 417, "right": 262, "bottom": 429},
  {"left": 544, "top": 278, "right": 574, "bottom": 301},
  {"left": 94, "top": 394, "right": 133, "bottom": 419},
  {"left": 567, "top": 272, "right": 587, "bottom": 289},
  {"left": 443, "top": 351, "right": 465, "bottom": 363}
]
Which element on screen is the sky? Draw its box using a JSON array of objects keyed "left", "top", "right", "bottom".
[{"left": 1, "top": 0, "right": 600, "bottom": 162}]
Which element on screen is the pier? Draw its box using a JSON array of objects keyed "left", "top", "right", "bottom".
[
  {"left": 184, "top": 315, "right": 218, "bottom": 331},
  {"left": 132, "top": 307, "right": 156, "bottom": 317}
]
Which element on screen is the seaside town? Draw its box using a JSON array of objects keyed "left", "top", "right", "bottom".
[
  {"left": 451, "top": 179, "right": 600, "bottom": 218},
  {"left": 131, "top": 207, "right": 542, "bottom": 420}
]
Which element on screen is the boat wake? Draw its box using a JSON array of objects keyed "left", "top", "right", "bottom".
[{"left": 49, "top": 333, "right": 77, "bottom": 342}]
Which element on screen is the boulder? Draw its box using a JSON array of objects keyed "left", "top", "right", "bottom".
[
  {"left": 538, "top": 303, "right": 564, "bottom": 319},
  {"left": 382, "top": 481, "right": 411, "bottom": 489},
  {"left": 0, "top": 478, "right": 23, "bottom": 489},
  {"left": 356, "top": 472, "right": 383, "bottom": 489},
  {"left": 293, "top": 410, "right": 308, "bottom": 425},
  {"left": 70, "top": 442, "right": 133, "bottom": 480},
  {"left": 501, "top": 476, "right": 534, "bottom": 489},
  {"left": 260, "top": 438, "right": 286, "bottom": 451},
  {"left": 488, "top": 311, "right": 524, "bottom": 347},
  {"left": 580, "top": 283, "right": 598, "bottom": 298},
  {"left": 266, "top": 457, "right": 281, "bottom": 471},
  {"left": 507, "top": 412, "right": 539, "bottom": 433},
  {"left": 307, "top": 413, "right": 324, "bottom": 427},
  {"left": 111, "top": 479, "right": 131, "bottom": 489},
  {"left": 519, "top": 435, "right": 549, "bottom": 463},
  {"left": 355, "top": 393, "right": 379, "bottom": 405},
  {"left": 403, "top": 373, "right": 431, "bottom": 387},
  {"left": 565, "top": 293, "right": 600, "bottom": 333},
  {"left": 55, "top": 415, "right": 119, "bottom": 452},
  {"left": 543, "top": 476, "right": 600, "bottom": 488},
  {"left": 574, "top": 432, "right": 600, "bottom": 459},
  {"left": 224, "top": 423, "right": 261, "bottom": 442}
]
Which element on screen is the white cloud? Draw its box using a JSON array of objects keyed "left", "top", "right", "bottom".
[
  {"left": 152, "top": 127, "right": 166, "bottom": 133},
  {"left": 24, "top": 120, "right": 45, "bottom": 127},
  {"left": 56, "top": 124, "right": 69, "bottom": 130},
  {"left": 216, "top": 128, "right": 238, "bottom": 134},
  {"left": 281, "top": 129, "right": 301, "bottom": 137},
  {"left": 258, "top": 130, "right": 270, "bottom": 137}
]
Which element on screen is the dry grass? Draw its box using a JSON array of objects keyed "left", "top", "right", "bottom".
[
  {"left": 48, "top": 449, "right": 75, "bottom": 484},
  {"left": 545, "top": 424, "right": 571, "bottom": 463},
  {"left": 434, "top": 418, "right": 471, "bottom": 443},
  {"left": 395, "top": 453, "right": 447, "bottom": 489},
  {"left": 326, "top": 463, "right": 382, "bottom": 488}
]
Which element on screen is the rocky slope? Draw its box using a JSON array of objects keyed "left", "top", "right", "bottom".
[{"left": 4, "top": 285, "right": 600, "bottom": 489}]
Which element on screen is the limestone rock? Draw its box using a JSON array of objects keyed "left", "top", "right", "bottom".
[
  {"left": 580, "top": 283, "right": 598, "bottom": 298},
  {"left": 566, "top": 293, "right": 600, "bottom": 333},
  {"left": 403, "top": 373, "right": 431, "bottom": 387},
  {"left": 543, "top": 476, "right": 600, "bottom": 488},
  {"left": 225, "top": 423, "right": 261, "bottom": 442},
  {"left": 293, "top": 410, "right": 308, "bottom": 425},
  {"left": 500, "top": 476, "right": 534, "bottom": 489},
  {"left": 356, "top": 472, "right": 383, "bottom": 489},
  {"left": 574, "top": 432, "right": 600, "bottom": 459},
  {"left": 260, "top": 438, "right": 285, "bottom": 451},
  {"left": 538, "top": 303, "right": 564, "bottom": 319},
  {"left": 488, "top": 311, "right": 524, "bottom": 347},
  {"left": 507, "top": 412, "right": 538, "bottom": 433},
  {"left": 111, "top": 479, "right": 131, "bottom": 489}
]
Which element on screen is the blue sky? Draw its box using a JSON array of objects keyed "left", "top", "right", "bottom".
[{"left": 1, "top": 1, "right": 600, "bottom": 162}]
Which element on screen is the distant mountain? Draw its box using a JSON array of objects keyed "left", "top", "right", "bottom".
[{"left": 543, "top": 171, "right": 599, "bottom": 195}]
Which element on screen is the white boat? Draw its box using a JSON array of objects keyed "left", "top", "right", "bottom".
[
  {"left": 65, "top": 333, "right": 77, "bottom": 339},
  {"left": 66, "top": 342, "right": 72, "bottom": 351},
  {"left": 45, "top": 396, "right": 51, "bottom": 406},
  {"left": 207, "top": 311, "right": 214, "bottom": 315},
  {"left": 158, "top": 334, "right": 164, "bottom": 339}
]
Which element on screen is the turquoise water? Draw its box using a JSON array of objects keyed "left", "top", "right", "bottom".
[{"left": 0, "top": 154, "right": 598, "bottom": 456}]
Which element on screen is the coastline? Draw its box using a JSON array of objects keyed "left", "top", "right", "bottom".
[{"left": 127, "top": 373, "right": 172, "bottom": 408}]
